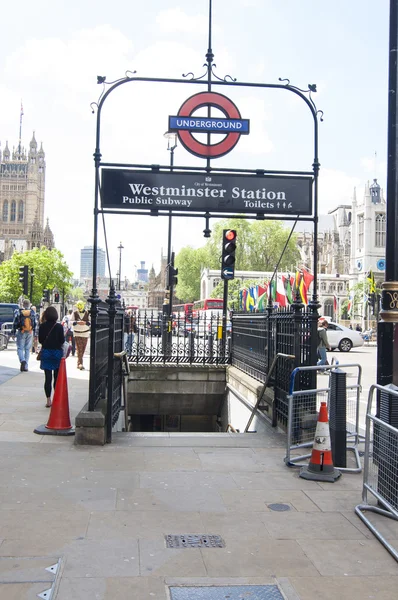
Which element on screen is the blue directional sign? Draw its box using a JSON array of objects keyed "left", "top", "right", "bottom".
[
  {"left": 169, "top": 115, "right": 250, "bottom": 134},
  {"left": 222, "top": 267, "right": 234, "bottom": 280}
]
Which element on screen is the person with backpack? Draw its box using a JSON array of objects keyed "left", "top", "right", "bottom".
[{"left": 12, "top": 299, "right": 36, "bottom": 372}]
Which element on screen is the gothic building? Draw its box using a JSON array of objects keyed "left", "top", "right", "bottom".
[
  {"left": 0, "top": 132, "right": 54, "bottom": 262},
  {"left": 297, "top": 179, "right": 386, "bottom": 320}
]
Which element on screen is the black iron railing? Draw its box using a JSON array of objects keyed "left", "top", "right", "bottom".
[
  {"left": 231, "top": 303, "right": 318, "bottom": 428},
  {"left": 126, "top": 310, "right": 230, "bottom": 365}
]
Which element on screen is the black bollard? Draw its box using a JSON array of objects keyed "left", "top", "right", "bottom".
[{"left": 329, "top": 368, "right": 347, "bottom": 468}]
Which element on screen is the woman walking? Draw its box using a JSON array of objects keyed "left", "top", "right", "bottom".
[
  {"left": 38, "top": 306, "right": 65, "bottom": 407},
  {"left": 72, "top": 301, "right": 90, "bottom": 370}
]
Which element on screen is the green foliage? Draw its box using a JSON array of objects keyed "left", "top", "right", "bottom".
[
  {"left": 174, "top": 219, "right": 300, "bottom": 302},
  {"left": 0, "top": 247, "right": 73, "bottom": 307},
  {"left": 174, "top": 246, "right": 211, "bottom": 301}
]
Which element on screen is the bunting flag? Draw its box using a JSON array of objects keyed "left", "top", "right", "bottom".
[{"left": 367, "top": 270, "right": 376, "bottom": 294}]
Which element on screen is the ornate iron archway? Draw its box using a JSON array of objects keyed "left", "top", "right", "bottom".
[{"left": 88, "top": 0, "right": 323, "bottom": 413}]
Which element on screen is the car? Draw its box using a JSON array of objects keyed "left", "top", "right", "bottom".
[
  {"left": 324, "top": 321, "right": 364, "bottom": 352},
  {"left": 0, "top": 303, "right": 19, "bottom": 329}
]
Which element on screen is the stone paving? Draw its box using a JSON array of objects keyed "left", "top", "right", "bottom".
[{"left": 0, "top": 346, "right": 397, "bottom": 599}]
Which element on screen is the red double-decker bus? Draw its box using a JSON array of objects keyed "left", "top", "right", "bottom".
[
  {"left": 193, "top": 298, "right": 223, "bottom": 313},
  {"left": 173, "top": 303, "right": 194, "bottom": 317}
]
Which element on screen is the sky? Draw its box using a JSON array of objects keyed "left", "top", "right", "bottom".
[{"left": 0, "top": 0, "right": 390, "bottom": 282}]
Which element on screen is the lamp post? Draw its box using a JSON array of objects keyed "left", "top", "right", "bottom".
[
  {"left": 117, "top": 241, "right": 124, "bottom": 291},
  {"left": 163, "top": 132, "right": 178, "bottom": 350}
]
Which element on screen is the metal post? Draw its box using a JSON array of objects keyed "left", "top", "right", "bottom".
[
  {"left": 117, "top": 242, "right": 124, "bottom": 291},
  {"left": 378, "top": 0, "right": 398, "bottom": 394},
  {"left": 329, "top": 368, "right": 347, "bottom": 468},
  {"left": 222, "top": 279, "right": 228, "bottom": 356},
  {"left": 106, "top": 282, "right": 117, "bottom": 443}
]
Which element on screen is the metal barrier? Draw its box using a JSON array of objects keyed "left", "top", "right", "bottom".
[
  {"left": 284, "top": 363, "right": 362, "bottom": 473},
  {"left": 355, "top": 384, "right": 398, "bottom": 563}
]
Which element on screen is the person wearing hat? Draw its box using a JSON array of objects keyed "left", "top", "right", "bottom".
[
  {"left": 317, "top": 318, "right": 331, "bottom": 366},
  {"left": 72, "top": 301, "right": 90, "bottom": 370}
]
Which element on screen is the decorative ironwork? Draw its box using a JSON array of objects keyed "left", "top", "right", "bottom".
[
  {"left": 87, "top": 0, "right": 323, "bottom": 415},
  {"left": 126, "top": 310, "right": 230, "bottom": 366}
]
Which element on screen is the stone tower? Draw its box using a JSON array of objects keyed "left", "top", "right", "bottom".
[{"left": 0, "top": 132, "right": 54, "bottom": 262}]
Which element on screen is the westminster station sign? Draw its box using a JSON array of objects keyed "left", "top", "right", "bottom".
[{"left": 101, "top": 169, "right": 312, "bottom": 216}]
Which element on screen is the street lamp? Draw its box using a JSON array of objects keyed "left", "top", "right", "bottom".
[
  {"left": 117, "top": 241, "right": 124, "bottom": 290},
  {"left": 163, "top": 131, "right": 178, "bottom": 291}
]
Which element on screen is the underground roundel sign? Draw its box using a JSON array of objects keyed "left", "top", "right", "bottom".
[{"left": 168, "top": 91, "right": 250, "bottom": 159}]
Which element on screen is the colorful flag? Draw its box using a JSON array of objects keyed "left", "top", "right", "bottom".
[
  {"left": 347, "top": 290, "right": 354, "bottom": 314},
  {"left": 276, "top": 275, "right": 287, "bottom": 307},
  {"left": 268, "top": 278, "right": 276, "bottom": 302},
  {"left": 299, "top": 277, "right": 308, "bottom": 304},
  {"left": 283, "top": 274, "right": 293, "bottom": 304},
  {"left": 257, "top": 292, "right": 267, "bottom": 311},
  {"left": 302, "top": 267, "right": 314, "bottom": 290},
  {"left": 246, "top": 287, "right": 255, "bottom": 311},
  {"left": 366, "top": 270, "right": 376, "bottom": 294}
]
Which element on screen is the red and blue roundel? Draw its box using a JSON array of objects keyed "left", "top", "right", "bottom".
[{"left": 168, "top": 91, "right": 250, "bottom": 159}]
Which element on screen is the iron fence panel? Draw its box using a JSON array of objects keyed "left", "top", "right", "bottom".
[{"left": 355, "top": 384, "right": 398, "bottom": 563}]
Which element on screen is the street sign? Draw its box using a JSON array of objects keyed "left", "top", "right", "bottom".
[
  {"left": 222, "top": 267, "right": 234, "bottom": 279},
  {"left": 169, "top": 91, "right": 250, "bottom": 159},
  {"left": 101, "top": 169, "right": 313, "bottom": 216}
]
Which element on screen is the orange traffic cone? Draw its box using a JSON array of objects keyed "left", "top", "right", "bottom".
[
  {"left": 299, "top": 402, "right": 341, "bottom": 482},
  {"left": 34, "top": 358, "right": 75, "bottom": 436}
]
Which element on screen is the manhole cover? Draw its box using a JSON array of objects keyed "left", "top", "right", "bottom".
[
  {"left": 165, "top": 534, "right": 225, "bottom": 548},
  {"left": 268, "top": 503, "right": 291, "bottom": 512},
  {"left": 170, "top": 585, "right": 284, "bottom": 599}
]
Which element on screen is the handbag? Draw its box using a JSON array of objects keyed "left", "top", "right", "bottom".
[
  {"left": 62, "top": 341, "right": 72, "bottom": 358},
  {"left": 36, "top": 323, "right": 57, "bottom": 361}
]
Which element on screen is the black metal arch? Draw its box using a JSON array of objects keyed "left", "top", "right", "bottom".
[{"left": 88, "top": 2, "right": 322, "bottom": 410}]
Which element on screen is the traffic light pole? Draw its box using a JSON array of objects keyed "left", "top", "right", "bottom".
[
  {"left": 29, "top": 268, "right": 34, "bottom": 303},
  {"left": 222, "top": 278, "right": 228, "bottom": 350}
]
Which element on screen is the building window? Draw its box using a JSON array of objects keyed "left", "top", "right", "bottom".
[
  {"left": 323, "top": 299, "right": 334, "bottom": 318},
  {"left": 358, "top": 214, "right": 364, "bottom": 249},
  {"left": 375, "top": 213, "right": 386, "bottom": 247},
  {"left": 10, "top": 200, "right": 16, "bottom": 222},
  {"left": 2, "top": 201, "right": 8, "bottom": 222},
  {"left": 18, "top": 201, "right": 24, "bottom": 222}
]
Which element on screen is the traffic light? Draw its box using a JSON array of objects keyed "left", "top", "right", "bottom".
[
  {"left": 368, "top": 292, "right": 376, "bottom": 314},
  {"left": 54, "top": 292, "right": 60, "bottom": 303},
  {"left": 168, "top": 265, "right": 178, "bottom": 287},
  {"left": 42, "top": 289, "right": 50, "bottom": 303},
  {"left": 19, "top": 265, "right": 29, "bottom": 295},
  {"left": 221, "top": 229, "right": 237, "bottom": 280}
]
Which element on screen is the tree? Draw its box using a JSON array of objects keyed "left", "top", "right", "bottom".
[
  {"left": 175, "top": 246, "right": 211, "bottom": 301},
  {"left": 0, "top": 247, "right": 73, "bottom": 307},
  {"left": 174, "top": 219, "right": 300, "bottom": 302}
]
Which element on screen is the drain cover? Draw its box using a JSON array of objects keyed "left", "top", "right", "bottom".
[
  {"left": 170, "top": 585, "right": 284, "bottom": 599},
  {"left": 165, "top": 534, "right": 225, "bottom": 548},
  {"left": 268, "top": 503, "right": 291, "bottom": 512}
]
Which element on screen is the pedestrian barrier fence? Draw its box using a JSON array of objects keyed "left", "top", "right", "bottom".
[
  {"left": 284, "top": 363, "right": 362, "bottom": 473},
  {"left": 355, "top": 383, "right": 398, "bottom": 563}
]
